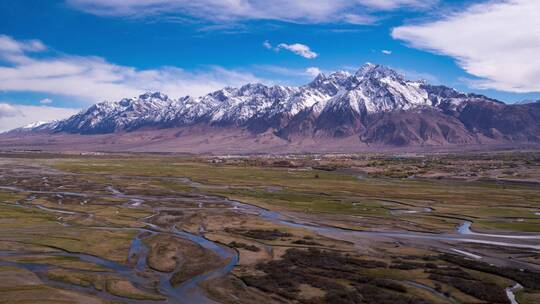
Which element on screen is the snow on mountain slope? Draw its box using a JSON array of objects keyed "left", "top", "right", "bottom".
[
  {"left": 14, "top": 63, "right": 538, "bottom": 148},
  {"left": 22, "top": 121, "right": 49, "bottom": 129},
  {"left": 43, "top": 63, "right": 466, "bottom": 134}
]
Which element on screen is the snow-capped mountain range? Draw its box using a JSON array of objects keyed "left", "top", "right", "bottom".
[{"left": 6, "top": 63, "right": 540, "bottom": 150}]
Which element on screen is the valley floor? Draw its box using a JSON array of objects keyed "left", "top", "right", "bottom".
[
  {"left": 0, "top": 151, "right": 539, "bottom": 303},
  {"left": 2, "top": 127, "right": 540, "bottom": 154}
]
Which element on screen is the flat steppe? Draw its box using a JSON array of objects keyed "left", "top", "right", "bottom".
[{"left": 0, "top": 151, "right": 539, "bottom": 303}]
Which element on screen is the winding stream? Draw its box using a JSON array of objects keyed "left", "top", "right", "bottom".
[
  {"left": 506, "top": 283, "right": 524, "bottom": 304},
  {"left": 1, "top": 175, "right": 539, "bottom": 304},
  {"left": 1, "top": 190, "right": 237, "bottom": 304},
  {"left": 222, "top": 197, "right": 540, "bottom": 251}
]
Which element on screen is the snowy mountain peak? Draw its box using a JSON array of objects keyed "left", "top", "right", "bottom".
[
  {"left": 5, "top": 64, "right": 539, "bottom": 150},
  {"left": 356, "top": 63, "right": 403, "bottom": 80},
  {"left": 329, "top": 70, "right": 351, "bottom": 79},
  {"left": 309, "top": 73, "right": 327, "bottom": 85},
  {"left": 19, "top": 63, "right": 506, "bottom": 136},
  {"left": 139, "top": 91, "right": 169, "bottom": 101},
  {"left": 238, "top": 83, "right": 268, "bottom": 95}
]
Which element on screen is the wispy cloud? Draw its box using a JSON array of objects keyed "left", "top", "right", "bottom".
[
  {"left": 67, "top": 0, "right": 437, "bottom": 25},
  {"left": 0, "top": 103, "right": 20, "bottom": 118},
  {"left": 358, "top": 0, "right": 435, "bottom": 10},
  {"left": 342, "top": 13, "right": 378, "bottom": 25},
  {"left": 0, "top": 103, "right": 79, "bottom": 132},
  {"left": 0, "top": 35, "right": 46, "bottom": 54},
  {"left": 381, "top": 50, "right": 392, "bottom": 55},
  {"left": 0, "top": 35, "right": 264, "bottom": 103},
  {"left": 39, "top": 98, "right": 53, "bottom": 104},
  {"left": 264, "top": 41, "right": 318, "bottom": 59},
  {"left": 276, "top": 43, "right": 318, "bottom": 59},
  {"left": 305, "top": 67, "right": 322, "bottom": 77},
  {"left": 262, "top": 40, "right": 272, "bottom": 50},
  {"left": 392, "top": 0, "right": 540, "bottom": 93},
  {"left": 0, "top": 35, "right": 47, "bottom": 63}
]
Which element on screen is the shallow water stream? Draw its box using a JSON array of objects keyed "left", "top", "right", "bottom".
[{"left": 1, "top": 175, "right": 538, "bottom": 303}]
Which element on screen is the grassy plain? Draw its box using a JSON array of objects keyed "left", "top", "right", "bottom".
[
  {"left": 0, "top": 151, "right": 538, "bottom": 303},
  {"left": 53, "top": 152, "right": 540, "bottom": 233}
]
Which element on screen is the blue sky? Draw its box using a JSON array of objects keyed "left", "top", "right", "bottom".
[{"left": 0, "top": 0, "right": 539, "bottom": 130}]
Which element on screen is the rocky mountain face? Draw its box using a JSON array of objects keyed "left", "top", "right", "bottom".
[{"left": 13, "top": 63, "right": 540, "bottom": 148}]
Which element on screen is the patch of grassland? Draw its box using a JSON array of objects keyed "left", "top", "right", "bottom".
[
  {"left": 0, "top": 265, "right": 104, "bottom": 303},
  {"left": 0, "top": 191, "right": 24, "bottom": 202},
  {"left": 0, "top": 203, "right": 58, "bottom": 229},
  {"left": 106, "top": 280, "right": 165, "bottom": 301},
  {"left": 8, "top": 255, "right": 110, "bottom": 272},
  {"left": 28, "top": 228, "right": 136, "bottom": 264},
  {"left": 46, "top": 269, "right": 94, "bottom": 288},
  {"left": 51, "top": 157, "right": 540, "bottom": 232},
  {"left": 45, "top": 268, "right": 165, "bottom": 301},
  {"left": 218, "top": 188, "right": 388, "bottom": 215},
  {"left": 0, "top": 204, "right": 135, "bottom": 263},
  {"left": 475, "top": 219, "right": 540, "bottom": 232},
  {"left": 142, "top": 234, "right": 223, "bottom": 287},
  {"left": 517, "top": 290, "right": 540, "bottom": 304}
]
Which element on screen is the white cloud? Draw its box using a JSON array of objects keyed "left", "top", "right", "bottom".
[
  {"left": 358, "top": 0, "right": 435, "bottom": 10},
  {"left": 0, "top": 103, "right": 79, "bottom": 132},
  {"left": 392, "top": 0, "right": 540, "bottom": 93},
  {"left": 264, "top": 41, "right": 319, "bottom": 59},
  {"left": 0, "top": 35, "right": 263, "bottom": 103},
  {"left": 0, "top": 103, "right": 20, "bottom": 118},
  {"left": 381, "top": 50, "right": 392, "bottom": 55},
  {"left": 39, "top": 98, "right": 53, "bottom": 104},
  {"left": 0, "top": 35, "right": 46, "bottom": 53},
  {"left": 262, "top": 40, "right": 272, "bottom": 49},
  {"left": 305, "top": 67, "right": 322, "bottom": 77},
  {"left": 276, "top": 43, "right": 318, "bottom": 59},
  {"left": 0, "top": 35, "right": 47, "bottom": 64},
  {"left": 342, "top": 14, "right": 378, "bottom": 25},
  {"left": 67, "top": 0, "right": 436, "bottom": 25}
]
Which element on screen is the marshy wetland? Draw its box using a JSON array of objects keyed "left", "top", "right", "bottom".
[{"left": 0, "top": 151, "right": 539, "bottom": 303}]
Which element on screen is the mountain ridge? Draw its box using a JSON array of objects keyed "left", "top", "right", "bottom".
[{"left": 4, "top": 63, "right": 540, "bottom": 152}]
